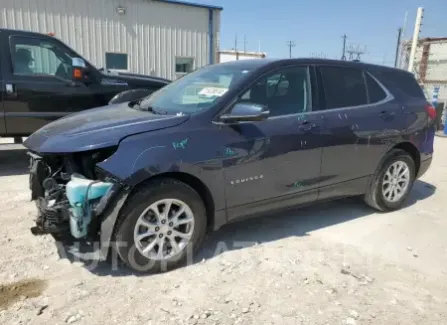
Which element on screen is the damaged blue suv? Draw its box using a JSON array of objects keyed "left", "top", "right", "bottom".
[{"left": 25, "top": 58, "right": 435, "bottom": 272}]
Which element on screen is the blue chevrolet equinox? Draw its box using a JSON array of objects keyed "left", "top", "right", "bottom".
[{"left": 25, "top": 58, "right": 436, "bottom": 272}]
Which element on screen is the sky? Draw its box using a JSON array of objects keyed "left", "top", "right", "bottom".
[{"left": 198, "top": 0, "right": 446, "bottom": 66}]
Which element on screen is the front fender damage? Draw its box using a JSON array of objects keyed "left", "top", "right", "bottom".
[
  {"left": 98, "top": 188, "right": 130, "bottom": 260},
  {"left": 28, "top": 148, "right": 132, "bottom": 262}
]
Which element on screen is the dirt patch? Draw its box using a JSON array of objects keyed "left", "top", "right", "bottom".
[{"left": 0, "top": 279, "right": 47, "bottom": 310}]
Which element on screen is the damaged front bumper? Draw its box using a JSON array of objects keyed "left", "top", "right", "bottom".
[{"left": 28, "top": 151, "right": 130, "bottom": 260}]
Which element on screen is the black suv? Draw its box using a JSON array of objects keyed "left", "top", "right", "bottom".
[{"left": 25, "top": 58, "right": 436, "bottom": 273}]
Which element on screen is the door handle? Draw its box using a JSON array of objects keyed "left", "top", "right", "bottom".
[
  {"left": 379, "top": 111, "right": 395, "bottom": 120},
  {"left": 298, "top": 121, "right": 319, "bottom": 132},
  {"left": 66, "top": 81, "right": 82, "bottom": 88},
  {"left": 5, "top": 84, "right": 17, "bottom": 98}
]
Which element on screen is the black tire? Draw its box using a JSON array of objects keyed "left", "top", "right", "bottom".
[
  {"left": 113, "top": 178, "right": 207, "bottom": 273},
  {"left": 364, "top": 149, "right": 416, "bottom": 211}
]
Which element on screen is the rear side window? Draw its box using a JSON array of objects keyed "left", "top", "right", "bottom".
[
  {"left": 365, "top": 73, "right": 387, "bottom": 103},
  {"left": 375, "top": 69, "right": 426, "bottom": 99},
  {"left": 320, "top": 66, "right": 368, "bottom": 109}
]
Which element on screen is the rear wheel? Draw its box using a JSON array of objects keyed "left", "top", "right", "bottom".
[
  {"left": 114, "top": 179, "right": 207, "bottom": 273},
  {"left": 364, "top": 149, "right": 416, "bottom": 211}
]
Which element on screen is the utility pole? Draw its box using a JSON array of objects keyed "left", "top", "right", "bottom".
[
  {"left": 234, "top": 33, "right": 238, "bottom": 52},
  {"left": 243, "top": 35, "right": 247, "bottom": 52},
  {"left": 286, "top": 40, "right": 296, "bottom": 58},
  {"left": 341, "top": 34, "right": 347, "bottom": 60},
  {"left": 408, "top": 7, "right": 424, "bottom": 73},
  {"left": 394, "top": 28, "right": 403, "bottom": 67},
  {"left": 234, "top": 33, "right": 241, "bottom": 60},
  {"left": 399, "top": 11, "right": 408, "bottom": 69}
]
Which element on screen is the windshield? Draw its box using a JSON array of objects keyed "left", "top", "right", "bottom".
[{"left": 139, "top": 64, "right": 253, "bottom": 114}]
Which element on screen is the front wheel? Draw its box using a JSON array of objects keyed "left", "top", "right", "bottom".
[
  {"left": 113, "top": 179, "right": 207, "bottom": 273},
  {"left": 364, "top": 149, "right": 416, "bottom": 211}
]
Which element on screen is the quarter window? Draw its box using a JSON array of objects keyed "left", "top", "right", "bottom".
[
  {"left": 238, "top": 66, "right": 311, "bottom": 117},
  {"left": 365, "top": 73, "right": 387, "bottom": 103},
  {"left": 320, "top": 66, "right": 368, "bottom": 109}
]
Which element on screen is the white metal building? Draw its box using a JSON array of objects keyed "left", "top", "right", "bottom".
[
  {"left": 402, "top": 37, "right": 447, "bottom": 103},
  {"left": 1, "top": 0, "right": 222, "bottom": 80},
  {"left": 218, "top": 49, "right": 267, "bottom": 63}
]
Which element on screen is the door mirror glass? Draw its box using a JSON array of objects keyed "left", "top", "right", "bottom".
[
  {"left": 219, "top": 103, "right": 270, "bottom": 123},
  {"left": 71, "top": 57, "right": 88, "bottom": 81},
  {"left": 72, "top": 57, "right": 86, "bottom": 68}
]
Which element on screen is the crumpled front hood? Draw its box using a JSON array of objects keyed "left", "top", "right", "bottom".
[{"left": 24, "top": 103, "right": 189, "bottom": 153}]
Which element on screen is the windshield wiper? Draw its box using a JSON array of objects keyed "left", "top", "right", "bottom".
[
  {"left": 129, "top": 98, "right": 149, "bottom": 109},
  {"left": 128, "top": 99, "right": 173, "bottom": 115},
  {"left": 129, "top": 99, "right": 165, "bottom": 114}
]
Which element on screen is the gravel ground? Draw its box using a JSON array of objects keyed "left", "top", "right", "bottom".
[{"left": 0, "top": 138, "right": 446, "bottom": 325}]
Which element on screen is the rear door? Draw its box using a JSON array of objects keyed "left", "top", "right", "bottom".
[
  {"left": 316, "top": 65, "right": 401, "bottom": 198},
  {"left": 1, "top": 33, "right": 99, "bottom": 135}
]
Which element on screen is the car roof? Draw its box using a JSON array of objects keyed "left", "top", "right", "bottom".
[
  {"left": 218, "top": 58, "right": 411, "bottom": 75},
  {"left": 0, "top": 28, "right": 51, "bottom": 38}
]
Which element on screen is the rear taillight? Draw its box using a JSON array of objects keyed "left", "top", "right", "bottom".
[{"left": 424, "top": 104, "right": 436, "bottom": 120}]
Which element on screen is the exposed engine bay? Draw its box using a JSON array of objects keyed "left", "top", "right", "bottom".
[{"left": 28, "top": 147, "right": 121, "bottom": 242}]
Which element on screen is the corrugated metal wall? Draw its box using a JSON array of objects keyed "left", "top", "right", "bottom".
[
  {"left": 404, "top": 39, "right": 447, "bottom": 102},
  {"left": 0, "top": 0, "right": 221, "bottom": 80},
  {"left": 421, "top": 42, "right": 447, "bottom": 104}
]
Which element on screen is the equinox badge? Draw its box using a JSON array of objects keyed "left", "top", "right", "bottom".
[{"left": 230, "top": 175, "right": 263, "bottom": 185}]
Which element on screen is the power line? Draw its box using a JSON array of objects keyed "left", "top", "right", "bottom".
[
  {"left": 234, "top": 34, "right": 248, "bottom": 52},
  {"left": 346, "top": 44, "right": 366, "bottom": 61},
  {"left": 233, "top": 33, "right": 249, "bottom": 59},
  {"left": 310, "top": 52, "right": 328, "bottom": 59},
  {"left": 286, "top": 40, "right": 296, "bottom": 58}
]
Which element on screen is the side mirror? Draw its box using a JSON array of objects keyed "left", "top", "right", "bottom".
[
  {"left": 71, "top": 57, "right": 88, "bottom": 81},
  {"left": 219, "top": 103, "right": 270, "bottom": 123}
]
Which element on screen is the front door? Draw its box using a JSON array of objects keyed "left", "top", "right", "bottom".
[
  {"left": 221, "top": 65, "right": 324, "bottom": 220},
  {"left": 1, "top": 34, "right": 99, "bottom": 135}
]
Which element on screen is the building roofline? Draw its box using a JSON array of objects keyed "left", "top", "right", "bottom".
[
  {"left": 154, "top": 0, "right": 223, "bottom": 11},
  {"left": 219, "top": 49, "right": 267, "bottom": 56},
  {"left": 419, "top": 37, "right": 447, "bottom": 42},
  {"left": 403, "top": 36, "right": 447, "bottom": 46}
]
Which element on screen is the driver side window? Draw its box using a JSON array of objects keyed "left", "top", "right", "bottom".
[
  {"left": 238, "top": 66, "right": 311, "bottom": 117},
  {"left": 10, "top": 36, "right": 72, "bottom": 79}
]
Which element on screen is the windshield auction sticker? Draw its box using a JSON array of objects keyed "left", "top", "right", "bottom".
[{"left": 198, "top": 87, "right": 228, "bottom": 97}]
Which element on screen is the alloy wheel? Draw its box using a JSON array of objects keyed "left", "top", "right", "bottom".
[
  {"left": 382, "top": 161, "right": 411, "bottom": 203},
  {"left": 133, "top": 199, "right": 195, "bottom": 261}
]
